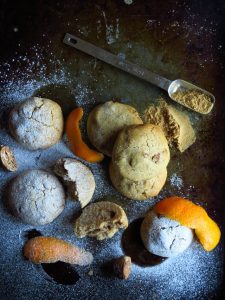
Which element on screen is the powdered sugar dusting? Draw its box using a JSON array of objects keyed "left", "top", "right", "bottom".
[
  {"left": 132, "top": 241, "right": 222, "bottom": 299},
  {"left": 0, "top": 47, "right": 71, "bottom": 108},
  {"left": 102, "top": 11, "right": 120, "bottom": 45},
  {"left": 169, "top": 173, "right": 183, "bottom": 190}
]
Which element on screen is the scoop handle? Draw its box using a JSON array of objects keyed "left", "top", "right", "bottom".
[{"left": 63, "top": 33, "right": 171, "bottom": 91}]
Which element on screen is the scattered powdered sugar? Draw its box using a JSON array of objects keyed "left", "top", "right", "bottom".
[
  {"left": 124, "top": 0, "right": 133, "bottom": 5},
  {"left": 146, "top": 10, "right": 223, "bottom": 68},
  {"left": 117, "top": 52, "right": 126, "bottom": 60},
  {"left": 169, "top": 173, "right": 183, "bottom": 190},
  {"left": 102, "top": 11, "right": 120, "bottom": 45},
  {"left": 72, "top": 83, "right": 95, "bottom": 107},
  {"left": 132, "top": 241, "right": 223, "bottom": 299},
  {"left": 0, "top": 45, "right": 72, "bottom": 109},
  {"left": 146, "top": 12, "right": 219, "bottom": 39}
]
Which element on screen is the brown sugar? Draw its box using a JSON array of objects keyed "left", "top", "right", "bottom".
[{"left": 171, "top": 89, "right": 214, "bottom": 114}]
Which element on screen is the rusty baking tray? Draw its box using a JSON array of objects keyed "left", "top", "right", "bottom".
[{"left": 0, "top": 1, "right": 224, "bottom": 299}]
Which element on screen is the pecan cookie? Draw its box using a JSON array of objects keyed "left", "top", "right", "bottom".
[{"left": 112, "top": 124, "right": 170, "bottom": 181}]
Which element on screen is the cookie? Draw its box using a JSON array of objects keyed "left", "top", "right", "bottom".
[
  {"left": 53, "top": 158, "right": 95, "bottom": 208},
  {"left": 112, "top": 124, "right": 170, "bottom": 181},
  {"left": 140, "top": 210, "right": 193, "bottom": 257},
  {"left": 8, "top": 170, "right": 65, "bottom": 225},
  {"left": 144, "top": 100, "right": 196, "bottom": 152},
  {"left": 87, "top": 101, "right": 143, "bottom": 156},
  {"left": 109, "top": 162, "right": 167, "bottom": 200},
  {"left": 9, "top": 97, "right": 63, "bottom": 150},
  {"left": 74, "top": 201, "right": 128, "bottom": 240}
]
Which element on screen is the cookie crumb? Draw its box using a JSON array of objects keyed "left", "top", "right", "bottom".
[
  {"left": 88, "top": 269, "right": 94, "bottom": 276},
  {"left": 113, "top": 256, "right": 132, "bottom": 279},
  {"left": 0, "top": 145, "right": 18, "bottom": 172}
]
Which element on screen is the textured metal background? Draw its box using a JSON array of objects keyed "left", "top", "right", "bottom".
[{"left": 0, "top": 0, "right": 225, "bottom": 299}]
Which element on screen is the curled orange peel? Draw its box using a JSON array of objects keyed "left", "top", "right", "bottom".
[
  {"left": 154, "top": 196, "right": 221, "bottom": 251},
  {"left": 66, "top": 107, "right": 104, "bottom": 163}
]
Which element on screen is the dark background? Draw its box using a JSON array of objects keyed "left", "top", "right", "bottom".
[{"left": 0, "top": 0, "right": 225, "bottom": 299}]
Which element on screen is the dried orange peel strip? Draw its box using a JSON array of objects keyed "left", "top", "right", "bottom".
[
  {"left": 66, "top": 107, "right": 104, "bottom": 163},
  {"left": 154, "top": 196, "right": 221, "bottom": 251},
  {"left": 24, "top": 236, "right": 93, "bottom": 266}
]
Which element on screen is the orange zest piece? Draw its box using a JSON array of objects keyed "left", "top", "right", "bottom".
[
  {"left": 154, "top": 196, "right": 221, "bottom": 252},
  {"left": 66, "top": 107, "right": 104, "bottom": 163},
  {"left": 23, "top": 236, "right": 93, "bottom": 265}
]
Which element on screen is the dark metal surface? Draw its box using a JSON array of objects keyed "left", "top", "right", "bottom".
[
  {"left": 0, "top": 0, "right": 225, "bottom": 299},
  {"left": 63, "top": 33, "right": 171, "bottom": 90}
]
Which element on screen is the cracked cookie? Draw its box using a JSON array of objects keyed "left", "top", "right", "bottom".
[
  {"left": 9, "top": 97, "right": 63, "bottom": 150},
  {"left": 112, "top": 124, "right": 170, "bottom": 181},
  {"left": 109, "top": 162, "right": 167, "bottom": 200},
  {"left": 87, "top": 101, "right": 143, "bottom": 157},
  {"left": 8, "top": 169, "right": 66, "bottom": 225},
  {"left": 74, "top": 201, "right": 128, "bottom": 240},
  {"left": 140, "top": 210, "right": 193, "bottom": 257},
  {"left": 53, "top": 158, "right": 95, "bottom": 208},
  {"left": 144, "top": 100, "right": 196, "bottom": 152}
]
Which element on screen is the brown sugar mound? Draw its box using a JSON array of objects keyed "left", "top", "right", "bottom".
[
  {"left": 144, "top": 100, "right": 196, "bottom": 152},
  {"left": 74, "top": 201, "right": 128, "bottom": 240},
  {"left": 171, "top": 89, "right": 214, "bottom": 114}
]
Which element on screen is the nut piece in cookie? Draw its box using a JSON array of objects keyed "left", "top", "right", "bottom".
[
  {"left": 112, "top": 124, "right": 170, "bottom": 181},
  {"left": 87, "top": 101, "right": 143, "bottom": 157},
  {"left": 8, "top": 169, "right": 65, "bottom": 225},
  {"left": 74, "top": 201, "right": 128, "bottom": 240},
  {"left": 113, "top": 256, "right": 132, "bottom": 279},
  {"left": 140, "top": 210, "right": 193, "bottom": 257},
  {"left": 53, "top": 158, "right": 95, "bottom": 208},
  {"left": 0, "top": 145, "right": 17, "bottom": 171},
  {"left": 24, "top": 236, "right": 93, "bottom": 265},
  {"left": 8, "top": 97, "right": 63, "bottom": 150}
]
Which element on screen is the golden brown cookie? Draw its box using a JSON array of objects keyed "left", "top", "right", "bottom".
[
  {"left": 144, "top": 100, "right": 196, "bottom": 152},
  {"left": 87, "top": 101, "right": 143, "bottom": 156},
  {"left": 112, "top": 124, "right": 170, "bottom": 181},
  {"left": 74, "top": 201, "right": 128, "bottom": 240},
  {"left": 109, "top": 162, "right": 167, "bottom": 200}
]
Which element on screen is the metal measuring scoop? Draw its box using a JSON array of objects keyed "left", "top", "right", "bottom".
[{"left": 63, "top": 33, "right": 215, "bottom": 114}]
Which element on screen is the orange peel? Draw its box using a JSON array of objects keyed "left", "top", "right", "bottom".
[
  {"left": 23, "top": 236, "right": 93, "bottom": 265},
  {"left": 66, "top": 107, "right": 104, "bottom": 163},
  {"left": 154, "top": 196, "right": 221, "bottom": 251}
]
